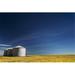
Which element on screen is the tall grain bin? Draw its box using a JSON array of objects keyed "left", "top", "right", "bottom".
[
  {"left": 7, "top": 48, "right": 13, "bottom": 56},
  {"left": 4, "top": 48, "right": 13, "bottom": 56},
  {"left": 3, "top": 50, "right": 8, "bottom": 56},
  {"left": 15, "top": 46, "right": 26, "bottom": 56}
]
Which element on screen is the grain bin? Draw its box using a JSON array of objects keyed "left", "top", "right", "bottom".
[{"left": 15, "top": 46, "right": 26, "bottom": 56}]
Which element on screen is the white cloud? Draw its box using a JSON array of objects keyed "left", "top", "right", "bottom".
[{"left": 0, "top": 44, "right": 11, "bottom": 47}]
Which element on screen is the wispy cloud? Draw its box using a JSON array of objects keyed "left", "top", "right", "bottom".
[{"left": 0, "top": 44, "right": 11, "bottom": 47}]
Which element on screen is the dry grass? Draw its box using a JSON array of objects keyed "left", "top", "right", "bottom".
[{"left": 0, "top": 55, "right": 75, "bottom": 62}]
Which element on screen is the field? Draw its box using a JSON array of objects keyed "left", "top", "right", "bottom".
[{"left": 0, "top": 55, "right": 75, "bottom": 62}]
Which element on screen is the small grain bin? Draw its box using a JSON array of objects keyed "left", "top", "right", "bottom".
[{"left": 15, "top": 46, "right": 26, "bottom": 56}]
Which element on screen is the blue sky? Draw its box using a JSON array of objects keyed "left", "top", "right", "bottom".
[{"left": 0, "top": 13, "right": 74, "bottom": 55}]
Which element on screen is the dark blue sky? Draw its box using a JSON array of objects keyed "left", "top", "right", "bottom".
[{"left": 0, "top": 13, "right": 74, "bottom": 55}]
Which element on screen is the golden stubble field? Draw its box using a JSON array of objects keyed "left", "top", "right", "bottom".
[{"left": 0, "top": 55, "right": 75, "bottom": 62}]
